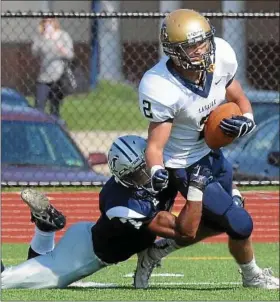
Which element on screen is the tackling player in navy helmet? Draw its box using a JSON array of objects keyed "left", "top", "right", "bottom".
[{"left": 2, "top": 135, "right": 212, "bottom": 289}]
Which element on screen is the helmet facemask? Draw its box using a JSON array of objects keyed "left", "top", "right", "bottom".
[{"left": 120, "top": 161, "right": 151, "bottom": 189}]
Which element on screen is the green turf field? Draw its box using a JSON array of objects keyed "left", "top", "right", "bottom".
[{"left": 2, "top": 243, "right": 279, "bottom": 301}]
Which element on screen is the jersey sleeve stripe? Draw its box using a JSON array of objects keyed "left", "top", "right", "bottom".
[{"left": 106, "top": 206, "right": 146, "bottom": 220}]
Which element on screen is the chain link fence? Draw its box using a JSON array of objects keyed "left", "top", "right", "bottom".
[{"left": 1, "top": 11, "right": 279, "bottom": 186}]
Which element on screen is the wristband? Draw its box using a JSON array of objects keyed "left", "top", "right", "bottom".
[
  {"left": 150, "top": 165, "right": 165, "bottom": 177},
  {"left": 187, "top": 186, "right": 203, "bottom": 202},
  {"left": 243, "top": 112, "right": 254, "bottom": 122}
]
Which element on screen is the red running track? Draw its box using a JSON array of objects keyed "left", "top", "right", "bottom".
[{"left": 1, "top": 191, "right": 279, "bottom": 243}]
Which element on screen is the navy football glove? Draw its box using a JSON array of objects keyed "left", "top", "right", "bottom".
[
  {"left": 189, "top": 165, "right": 213, "bottom": 192},
  {"left": 220, "top": 115, "right": 256, "bottom": 138},
  {"left": 151, "top": 167, "right": 169, "bottom": 192}
]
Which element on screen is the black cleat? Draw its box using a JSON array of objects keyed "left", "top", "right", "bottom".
[
  {"left": 1, "top": 260, "right": 5, "bottom": 273},
  {"left": 21, "top": 189, "right": 66, "bottom": 232}
]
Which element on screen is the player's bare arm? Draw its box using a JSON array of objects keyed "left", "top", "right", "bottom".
[
  {"left": 176, "top": 201, "right": 203, "bottom": 239},
  {"left": 146, "top": 121, "right": 172, "bottom": 168},
  {"left": 146, "top": 121, "right": 172, "bottom": 191},
  {"left": 175, "top": 165, "right": 213, "bottom": 238},
  {"left": 147, "top": 211, "right": 187, "bottom": 240},
  {"left": 226, "top": 79, "right": 253, "bottom": 115},
  {"left": 147, "top": 181, "right": 203, "bottom": 240}
]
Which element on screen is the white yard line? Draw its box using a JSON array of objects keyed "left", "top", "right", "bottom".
[{"left": 69, "top": 281, "right": 241, "bottom": 288}]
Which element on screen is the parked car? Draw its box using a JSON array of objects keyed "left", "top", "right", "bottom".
[
  {"left": 1, "top": 87, "right": 30, "bottom": 107},
  {"left": 251, "top": 100, "right": 279, "bottom": 125},
  {"left": 1, "top": 105, "right": 109, "bottom": 185},
  {"left": 223, "top": 115, "right": 279, "bottom": 181}
]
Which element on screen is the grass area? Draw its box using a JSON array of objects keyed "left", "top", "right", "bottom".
[
  {"left": 2, "top": 243, "right": 279, "bottom": 301},
  {"left": 1, "top": 185, "right": 279, "bottom": 193},
  {"left": 28, "top": 81, "right": 148, "bottom": 131}
]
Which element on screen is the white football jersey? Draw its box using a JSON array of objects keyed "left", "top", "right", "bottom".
[{"left": 138, "top": 37, "right": 238, "bottom": 168}]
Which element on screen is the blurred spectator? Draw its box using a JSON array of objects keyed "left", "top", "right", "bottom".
[{"left": 32, "top": 18, "right": 75, "bottom": 118}]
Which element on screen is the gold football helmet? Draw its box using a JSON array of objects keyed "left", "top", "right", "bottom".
[{"left": 160, "top": 9, "right": 215, "bottom": 72}]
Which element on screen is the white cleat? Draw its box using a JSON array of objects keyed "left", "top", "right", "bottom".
[
  {"left": 241, "top": 268, "right": 279, "bottom": 289},
  {"left": 21, "top": 188, "right": 66, "bottom": 232},
  {"left": 21, "top": 188, "right": 50, "bottom": 213},
  {"left": 133, "top": 249, "right": 158, "bottom": 289}
]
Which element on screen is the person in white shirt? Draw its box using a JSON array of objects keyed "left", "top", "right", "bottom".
[{"left": 32, "top": 18, "right": 74, "bottom": 118}]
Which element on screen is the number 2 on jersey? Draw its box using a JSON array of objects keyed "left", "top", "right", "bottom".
[{"left": 143, "top": 100, "right": 153, "bottom": 119}]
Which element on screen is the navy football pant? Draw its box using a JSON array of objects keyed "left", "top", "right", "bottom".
[{"left": 166, "top": 150, "right": 253, "bottom": 240}]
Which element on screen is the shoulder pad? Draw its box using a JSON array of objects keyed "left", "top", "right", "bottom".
[
  {"left": 214, "top": 37, "right": 237, "bottom": 67},
  {"left": 214, "top": 37, "right": 238, "bottom": 80}
]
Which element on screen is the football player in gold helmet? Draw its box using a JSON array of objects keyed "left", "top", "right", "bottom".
[
  {"left": 160, "top": 9, "right": 215, "bottom": 74},
  {"left": 137, "top": 9, "right": 278, "bottom": 290}
]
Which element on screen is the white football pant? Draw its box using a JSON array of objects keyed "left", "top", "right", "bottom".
[{"left": 1, "top": 222, "right": 106, "bottom": 289}]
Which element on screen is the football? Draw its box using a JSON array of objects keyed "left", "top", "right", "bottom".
[{"left": 204, "top": 102, "right": 242, "bottom": 149}]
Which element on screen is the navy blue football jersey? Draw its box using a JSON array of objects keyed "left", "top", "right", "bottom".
[{"left": 91, "top": 177, "right": 177, "bottom": 264}]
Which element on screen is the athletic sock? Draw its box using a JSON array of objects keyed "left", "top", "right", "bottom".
[
  {"left": 30, "top": 226, "right": 55, "bottom": 255},
  {"left": 147, "top": 238, "right": 182, "bottom": 262},
  {"left": 239, "top": 257, "right": 262, "bottom": 279}
]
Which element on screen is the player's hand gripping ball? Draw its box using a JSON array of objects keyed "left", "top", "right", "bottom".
[{"left": 204, "top": 102, "right": 242, "bottom": 149}]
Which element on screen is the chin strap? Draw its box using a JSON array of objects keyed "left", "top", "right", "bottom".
[{"left": 114, "top": 176, "right": 130, "bottom": 188}]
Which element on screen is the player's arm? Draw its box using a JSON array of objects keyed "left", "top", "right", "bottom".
[
  {"left": 217, "top": 39, "right": 256, "bottom": 138},
  {"left": 175, "top": 165, "right": 213, "bottom": 239},
  {"left": 146, "top": 211, "right": 189, "bottom": 241},
  {"left": 146, "top": 121, "right": 172, "bottom": 191},
  {"left": 226, "top": 79, "right": 253, "bottom": 116},
  {"left": 175, "top": 200, "right": 203, "bottom": 239},
  {"left": 218, "top": 41, "right": 256, "bottom": 138},
  {"left": 148, "top": 166, "right": 213, "bottom": 240},
  {"left": 138, "top": 76, "right": 178, "bottom": 192},
  {"left": 106, "top": 202, "right": 189, "bottom": 243},
  {"left": 146, "top": 121, "right": 172, "bottom": 168}
]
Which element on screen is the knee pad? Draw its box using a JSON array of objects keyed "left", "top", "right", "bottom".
[
  {"left": 203, "top": 182, "right": 233, "bottom": 216},
  {"left": 203, "top": 182, "right": 253, "bottom": 239},
  {"left": 225, "top": 206, "right": 253, "bottom": 240}
]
